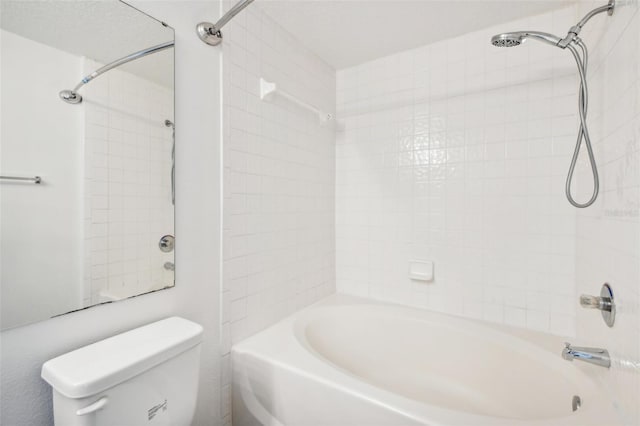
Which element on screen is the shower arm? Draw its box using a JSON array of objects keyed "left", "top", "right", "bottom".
[
  {"left": 558, "top": 0, "right": 614, "bottom": 48},
  {"left": 59, "top": 41, "right": 174, "bottom": 104},
  {"left": 197, "top": 0, "right": 255, "bottom": 46}
]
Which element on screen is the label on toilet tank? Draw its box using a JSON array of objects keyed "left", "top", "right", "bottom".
[{"left": 148, "top": 399, "right": 167, "bottom": 421}]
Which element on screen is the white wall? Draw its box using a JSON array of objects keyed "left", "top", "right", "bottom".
[
  {"left": 82, "top": 58, "right": 175, "bottom": 305},
  {"left": 573, "top": 1, "right": 640, "bottom": 423},
  {"left": 0, "top": 30, "right": 84, "bottom": 329},
  {"left": 220, "top": 2, "right": 336, "bottom": 423},
  {"left": 336, "top": 6, "right": 580, "bottom": 336},
  {"left": 0, "top": 1, "right": 223, "bottom": 425}
]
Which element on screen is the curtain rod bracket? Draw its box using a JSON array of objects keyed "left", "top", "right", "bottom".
[
  {"left": 196, "top": 22, "right": 223, "bottom": 46},
  {"left": 196, "top": 0, "right": 254, "bottom": 46},
  {"left": 59, "top": 89, "right": 82, "bottom": 104}
]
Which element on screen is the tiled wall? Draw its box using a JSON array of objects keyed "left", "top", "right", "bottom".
[
  {"left": 220, "top": 3, "right": 336, "bottom": 423},
  {"left": 83, "top": 58, "right": 175, "bottom": 306},
  {"left": 336, "top": 6, "right": 582, "bottom": 336},
  {"left": 573, "top": 1, "right": 640, "bottom": 423},
  {"left": 219, "top": 1, "right": 638, "bottom": 422}
]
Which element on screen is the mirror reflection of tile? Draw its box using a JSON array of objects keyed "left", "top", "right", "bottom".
[
  {"left": 0, "top": 0, "right": 175, "bottom": 330},
  {"left": 83, "top": 57, "right": 175, "bottom": 306}
]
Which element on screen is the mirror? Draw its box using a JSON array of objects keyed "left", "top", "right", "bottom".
[{"left": 0, "top": 1, "right": 175, "bottom": 330}]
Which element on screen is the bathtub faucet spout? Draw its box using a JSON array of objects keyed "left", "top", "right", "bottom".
[{"left": 562, "top": 342, "right": 610, "bottom": 368}]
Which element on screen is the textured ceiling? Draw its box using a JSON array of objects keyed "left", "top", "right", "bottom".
[
  {"left": 259, "top": 0, "right": 573, "bottom": 69},
  {"left": 0, "top": 0, "right": 174, "bottom": 88}
]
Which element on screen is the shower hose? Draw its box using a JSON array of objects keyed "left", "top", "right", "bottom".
[{"left": 565, "top": 38, "right": 599, "bottom": 208}]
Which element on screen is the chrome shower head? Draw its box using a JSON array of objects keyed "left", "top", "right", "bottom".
[
  {"left": 491, "top": 33, "right": 523, "bottom": 47},
  {"left": 491, "top": 31, "right": 562, "bottom": 48}
]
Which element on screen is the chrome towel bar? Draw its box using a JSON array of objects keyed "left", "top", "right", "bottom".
[{"left": 0, "top": 175, "right": 42, "bottom": 184}]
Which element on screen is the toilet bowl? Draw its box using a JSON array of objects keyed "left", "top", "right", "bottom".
[{"left": 41, "top": 317, "right": 203, "bottom": 426}]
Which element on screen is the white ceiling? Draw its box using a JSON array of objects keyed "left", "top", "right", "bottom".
[
  {"left": 1, "top": 1, "right": 174, "bottom": 88},
  {"left": 259, "top": 0, "right": 572, "bottom": 69}
]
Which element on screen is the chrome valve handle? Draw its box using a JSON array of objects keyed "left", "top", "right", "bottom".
[
  {"left": 580, "top": 283, "right": 615, "bottom": 327},
  {"left": 580, "top": 294, "right": 612, "bottom": 311}
]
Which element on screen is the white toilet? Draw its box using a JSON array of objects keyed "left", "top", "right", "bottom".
[{"left": 41, "top": 317, "right": 203, "bottom": 426}]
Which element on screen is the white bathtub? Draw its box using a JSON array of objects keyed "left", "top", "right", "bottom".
[{"left": 232, "top": 295, "right": 623, "bottom": 426}]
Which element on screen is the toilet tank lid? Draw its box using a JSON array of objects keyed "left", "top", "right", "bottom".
[{"left": 41, "top": 317, "right": 203, "bottom": 399}]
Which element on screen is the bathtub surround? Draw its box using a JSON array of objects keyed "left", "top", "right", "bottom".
[
  {"left": 220, "top": 2, "right": 336, "bottom": 422},
  {"left": 573, "top": 1, "right": 640, "bottom": 423},
  {"left": 222, "top": 2, "right": 638, "bottom": 424},
  {"left": 336, "top": 5, "right": 580, "bottom": 336},
  {"left": 335, "top": 2, "right": 638, "bottom": 423},
  {"left": 0, "top": 2, "right": 222, "bottom": 424}
]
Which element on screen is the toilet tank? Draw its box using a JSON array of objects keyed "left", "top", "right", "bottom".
[{"left": 41, "top": 317, "right": 203, "bottom": 426}]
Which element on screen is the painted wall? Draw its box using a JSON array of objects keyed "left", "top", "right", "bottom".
[
  {"left": 219, "top": 1, "right": 336, "bottom": 423},
  {"left": 0, "top": 1, "right": 222, "bottom": 425},
  {"left": 0, "top": 29, "right": 84, "bottom": 330},
  {"left": 336, "top": 6, "right": 580, "bottom": 336},
  {"left": 573, "top": 1, "right": 640, "bottom": 423},
  {"left": 82, "top": 58, "right": 175, "bottom": 306}
]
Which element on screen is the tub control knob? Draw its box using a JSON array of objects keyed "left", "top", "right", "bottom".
[
  {"left": 159, "top": 235, "right": 175, "bottom": 253},
  {"left": 579, "top": 295, "right": 610, "bottom": 310},
  {"left": 579, "top": 283, "right": 615, "bottom": 327}
]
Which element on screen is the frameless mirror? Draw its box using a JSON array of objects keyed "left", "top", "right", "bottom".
[{"left": 0, "top": 0, "right": 175, "bottom": 330}]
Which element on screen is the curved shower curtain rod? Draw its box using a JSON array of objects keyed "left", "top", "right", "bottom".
[{"left": 59, "top": 41, "right": 174, "bottom": 104}]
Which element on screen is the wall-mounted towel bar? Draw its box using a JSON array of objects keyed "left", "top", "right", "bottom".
[
  {"left": 260, "top": 78, "right": 333, "bottom": 123},
  {"left": 0, "top": 175, "right": 42, "bottom": 184}
]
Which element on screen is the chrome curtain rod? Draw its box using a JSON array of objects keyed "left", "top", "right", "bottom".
[
  {"left": 197, "top": 0, "right": 255, "bottom": 46},
  {"left": 59, "top": 41, "right": 174, "bottom": 104}
]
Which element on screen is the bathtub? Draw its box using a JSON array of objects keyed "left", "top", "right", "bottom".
[{"left": 232, "top": 295, "right": 622, "bottom": 426}]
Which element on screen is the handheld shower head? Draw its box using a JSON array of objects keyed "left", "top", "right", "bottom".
[
  {"left": 491, "top": 33, "right": 523, "bottom": 47},
  {"left": 491, "top": 31, "right": 562, "bottom": 48},
  {"left": 489, "top": 2, "right": 615, "bottom": 209}
]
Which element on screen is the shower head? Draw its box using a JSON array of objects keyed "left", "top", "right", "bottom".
[
  {"left": 491, "top": 33, "right": 523, "bottom": 47},
  {"left": 489, "top": 2, "right": 615, "bottom": 209},
  {"left": 491, "top": 2, "right": 614, "bottom": 51},
  {"left": 491, "top": 31, "right": 562, "bottom": 48},
  {"left": 165, "top": 119, "right": 174, "bottom": 128}
]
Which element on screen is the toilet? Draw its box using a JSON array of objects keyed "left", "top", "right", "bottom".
[{"left": 41, "top": 317, "right": 203, "bottom": 426}]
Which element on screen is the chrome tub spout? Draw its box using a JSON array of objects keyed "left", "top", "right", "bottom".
[{"left": 562, "top": 342, "right": 610, "bottom": 368}]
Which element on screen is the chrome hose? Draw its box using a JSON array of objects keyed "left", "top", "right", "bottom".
[{"left": 564, "top": 39, "right": 599, "bottom": 208}]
